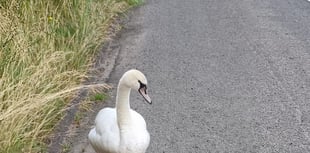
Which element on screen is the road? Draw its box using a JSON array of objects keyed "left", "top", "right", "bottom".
[{"left": 70, "top": 0, "right": 310, "bottom": 152}]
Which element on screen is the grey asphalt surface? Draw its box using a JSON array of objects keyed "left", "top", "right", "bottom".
[{"left": 71, "top": 0, "right": 310, "bottom": 153}]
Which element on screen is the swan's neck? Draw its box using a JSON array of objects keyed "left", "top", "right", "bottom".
[{"left": 116, "top": 83, "right": 132, "bottom": 129}]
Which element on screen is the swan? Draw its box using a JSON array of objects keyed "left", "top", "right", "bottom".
[{"left": 88, "top": 69, "right": 152, "bottom": 153}]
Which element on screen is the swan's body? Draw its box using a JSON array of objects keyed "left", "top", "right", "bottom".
[
  {"left": 88, "top": 70, "right": 152, "bottom": 153},
  {"left": 88, "top": 108, "right": 149, "bottom": 153}
]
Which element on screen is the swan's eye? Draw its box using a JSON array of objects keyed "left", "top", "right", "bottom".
[{"left": 138, "top": 80, "right": 147, "bottom": 89}]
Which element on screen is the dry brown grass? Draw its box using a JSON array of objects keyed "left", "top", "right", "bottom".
[{"left": 0, "top": 0, "right": 139, "bottom": 152}]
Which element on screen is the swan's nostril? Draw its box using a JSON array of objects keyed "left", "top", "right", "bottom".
[
  {"left": 138, "top": 86, "right": 151, "bottom": 104},
  {"left": 139, "top": 86, "right": 146, "bottom": 94}
]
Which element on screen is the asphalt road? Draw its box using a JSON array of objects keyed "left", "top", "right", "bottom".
[{"left": 71, "top": 0, "right": 310, "bottom": 152}]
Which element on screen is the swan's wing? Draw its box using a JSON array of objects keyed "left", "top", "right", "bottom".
[
  {"left": 130, "top": 110, "right": 147, "bottom": 129},
  {"left": 88, "top": 108, "right": 120, "bottom": 153},
  {"left": 95, "top": 108, "right": 119, "bottom": 134},
  {"left": 125, "top": 110, "right": 150, "bottom": 152}
]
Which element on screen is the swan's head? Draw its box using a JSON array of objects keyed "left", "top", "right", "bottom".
[{"left": 120, "top": 69, "right": 152, "bottom": 104}]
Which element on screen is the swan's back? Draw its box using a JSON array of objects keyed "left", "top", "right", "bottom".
[{"left": 88, "top": 108, "right": 120, "bottom": 153}]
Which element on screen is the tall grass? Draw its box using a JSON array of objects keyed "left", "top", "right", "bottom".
[{"left": 0, "top": 0, "right": 134, "bottom": 152}]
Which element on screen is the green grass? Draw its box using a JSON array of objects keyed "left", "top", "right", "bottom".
[
  {"left": 90, "top": 93, "right": 107, "bottom": 101},
  {"left": 61, "top": 142, "right": 71, "bottom": 153},
  {"left": 125, "top": 0, "right": 144, "bottom": 6},
  {"left": 0, "top": 0, "right": 135, "bottom": 152}
]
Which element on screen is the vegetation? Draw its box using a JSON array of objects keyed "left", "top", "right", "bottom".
[
  {"left": 90, "top": 93, "right": 107, "bottom": 101},
  {"left": 0, "top": 0, "right": 142, "bottom": 152}
]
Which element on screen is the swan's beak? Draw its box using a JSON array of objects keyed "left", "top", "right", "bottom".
[{"left": 138, "top": 86, "right": 152, "bottom": 104}]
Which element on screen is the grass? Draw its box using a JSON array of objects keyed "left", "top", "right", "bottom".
[
  {"left": 126, "top": 0, "right": 144, "bottom": 6},
  {"left": 0, "top": 0, "right": 142, "bottom": 152},
  {"left": 90, "top": 93, "right": 107, "bottom": 101},
  {"left": 61, "top": 142, "right": 71, "bottom": 153}
]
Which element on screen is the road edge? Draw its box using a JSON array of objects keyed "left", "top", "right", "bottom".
[{"left": 47, "top": 17, "right": 126, "bottom": 153}]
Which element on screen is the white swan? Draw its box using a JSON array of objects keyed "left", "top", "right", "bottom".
[{"left": 88, "top": 69, "right": 152, "bottom": 153}]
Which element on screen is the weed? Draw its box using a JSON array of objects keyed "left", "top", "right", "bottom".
[
  {"left": 90, "top": 93, "right": 107, "bottom": 102},
  {"left": 126, "top": 0, "right": 144, "bottom": 6},
  {"left": 74, "top": 112, "right": 82, "bottom": 126},
  {"left": 61, "top": 142, "right": 71, "bottom": 153}
]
